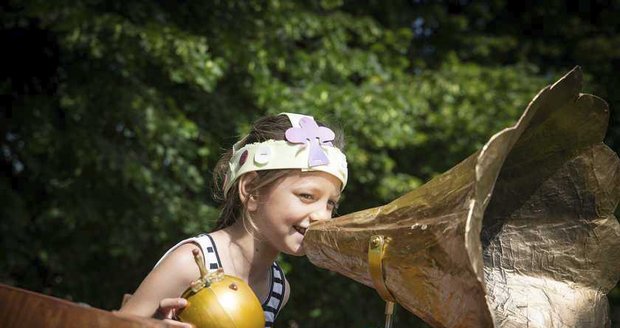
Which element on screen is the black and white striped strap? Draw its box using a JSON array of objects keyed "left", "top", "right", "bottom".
[{"left": 263, "top": 263, "right": 285, "bottom": 327}]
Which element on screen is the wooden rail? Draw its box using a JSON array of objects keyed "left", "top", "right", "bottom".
[{"left": 0, "top": 284, "right": 170, "bottom": 328}]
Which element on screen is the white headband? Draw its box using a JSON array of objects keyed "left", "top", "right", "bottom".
[{"left": 223, "top": 113, "right": 348, "bottom": 196}]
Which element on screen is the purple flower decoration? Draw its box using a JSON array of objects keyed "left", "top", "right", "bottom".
[
  {"left": 285, "top": 117, "right": 335, "bottom": 167},
  {"left": 239, "top": 150, "right": 249, "bottom": 166}
]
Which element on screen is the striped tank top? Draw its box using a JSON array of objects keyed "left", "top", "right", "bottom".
[{"left": 156, "top": 234, "right": 286, "bottom": 327}]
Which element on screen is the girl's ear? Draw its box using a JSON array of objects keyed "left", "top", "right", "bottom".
[{"left": 238, "top": 172, "right": 259, "bottom": 212}]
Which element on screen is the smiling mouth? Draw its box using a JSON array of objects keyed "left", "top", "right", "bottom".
[{"left": 293, "top": 226, "right": 307, "bottom": 235}]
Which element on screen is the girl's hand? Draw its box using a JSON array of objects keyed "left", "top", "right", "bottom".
[{"left": 156, "top": 298, "right": 193, "bottom": 327}]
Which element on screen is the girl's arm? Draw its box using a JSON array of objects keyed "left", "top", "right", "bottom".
[
  {"left": 118, "top": 243, "right": 202, "bottom": 318},
  {"left": 282, "top": 279, "right": 291, "bottom": 308}
]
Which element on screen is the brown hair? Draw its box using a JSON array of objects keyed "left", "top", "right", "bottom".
[{"left": 211, "top": 114, "right": 344, "bottom": 231}]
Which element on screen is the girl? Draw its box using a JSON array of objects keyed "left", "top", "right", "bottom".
[{"left": 119, "top": 113, "right": 348, "bottom": 327}]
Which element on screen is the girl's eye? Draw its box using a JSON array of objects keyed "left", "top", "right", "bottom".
[
  {"left": 299, "top": 193, "right": 314, "bottom": 201},
  {"left": 327, "top": 200, "right": 339, "bottom": 212}
]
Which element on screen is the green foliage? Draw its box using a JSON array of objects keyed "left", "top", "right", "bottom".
[{"left": 1, "top": 0, "right": 618, "bottom": 327}]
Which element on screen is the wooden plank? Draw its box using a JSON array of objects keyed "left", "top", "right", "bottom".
[{"left": 0, "top": 284, "right": 171, "bottom": 328}]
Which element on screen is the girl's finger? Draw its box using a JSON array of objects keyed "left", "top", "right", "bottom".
[
  {"left": 158, "top": 298, "right": 187, "bottom": 319},
  {"left": 163, "top": 318, "right": 194, "bottom": 327},
  {"left": 159, "top": 298, "right": 187, "bottom": 310}
]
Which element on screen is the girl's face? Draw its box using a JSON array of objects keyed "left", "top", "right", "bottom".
[{"left": 252, "top": 171, "right": 341, "bottom": 256}]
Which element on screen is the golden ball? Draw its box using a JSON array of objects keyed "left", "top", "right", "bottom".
[{"left": 178, "top": 274, "right": 265, "bottom": 328}]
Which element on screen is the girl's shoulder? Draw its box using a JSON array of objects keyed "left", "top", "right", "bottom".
[
  {"left": 154, "top": 234, "right": 217, "bottom": 268},
  {"left": 154, "top": 242, "right": 203, "bottom": 288},
  {"left": 282, "top": 272, "right": 291, "bottom": 308},
  {"left": 154, "top": 234, "right": 222, "bottom": 288},
  {"left": 277, "top": 264, "right": 291, "bottom": 317}
]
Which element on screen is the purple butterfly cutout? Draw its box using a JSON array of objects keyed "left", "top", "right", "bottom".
[{"left": 285, "top": 117, "right": 335, "bottom": 167}]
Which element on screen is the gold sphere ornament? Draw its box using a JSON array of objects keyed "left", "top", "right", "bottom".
[{"left": 178, "top": 249, "right": 265, "bottom": 328}]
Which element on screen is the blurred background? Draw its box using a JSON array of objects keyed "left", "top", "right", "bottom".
[{"left": 1, "top": 0, "right": 619, "bottom": 327}]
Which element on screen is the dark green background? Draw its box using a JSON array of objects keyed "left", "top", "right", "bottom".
[{"left": 2, "top": 1, "right": 619, "bottom": 327}]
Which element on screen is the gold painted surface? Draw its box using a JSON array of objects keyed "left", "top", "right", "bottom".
[
  {"left": 177, "top": 250, "right": 265, "bottom": 328},
  {"left": 179, "top": 275, "right": 265, "bottom": 328},
  {"left": 303, "top": 67, "right": 620, "bottom": 327},
  {"left": 368, "top": 235, "right": 396, "bottom": 302}
]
